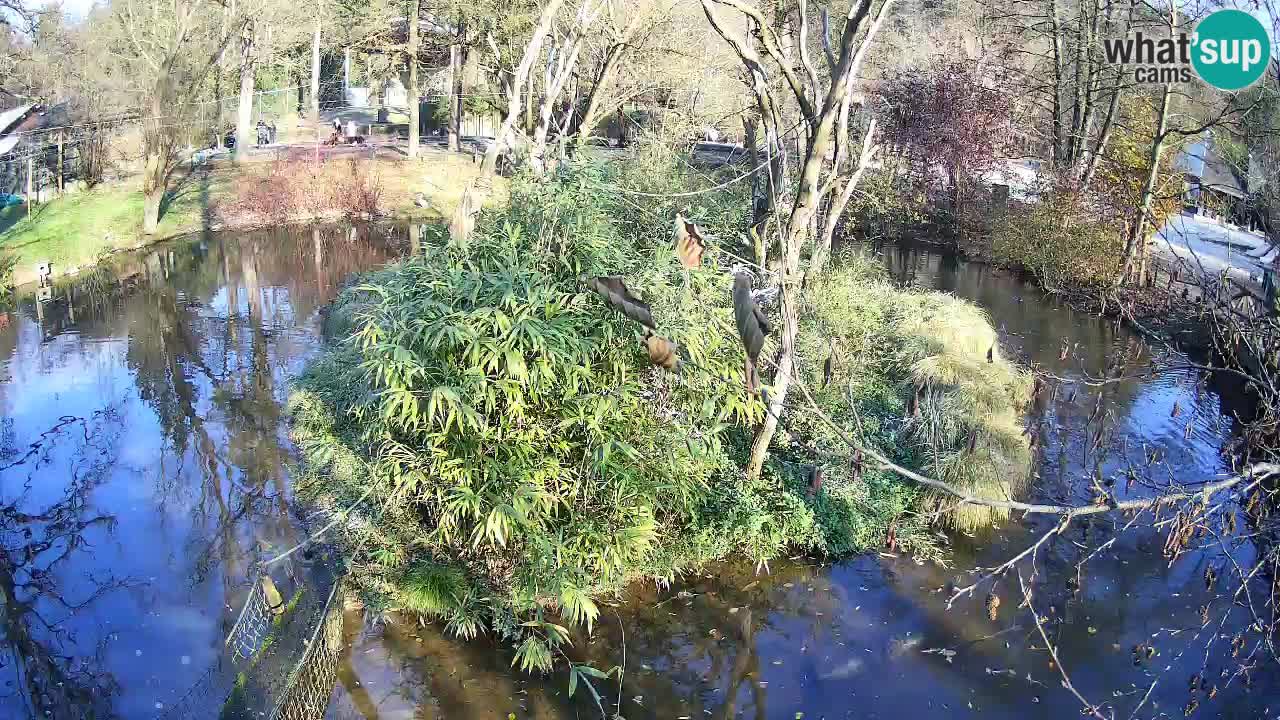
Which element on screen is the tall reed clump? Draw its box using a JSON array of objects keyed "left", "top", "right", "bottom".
[
  {"left": 791, "top": 253, "right": 1032, "bottom": 536},
  {"left": 289, "top": 154, "right": 1032, "bottom": 672}
]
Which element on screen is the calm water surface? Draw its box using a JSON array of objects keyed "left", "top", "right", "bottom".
[
  {"left": 326, "top": 243, "right": 1277, "bottom": 720},
  {"left": 2, "top": 230, "right": 1275, "bottom": 719},
  {"left": 0, "top": 224, "right": 410, "bottom": 718}
]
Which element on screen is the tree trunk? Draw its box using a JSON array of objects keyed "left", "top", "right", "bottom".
[
  {"left": 743, "top": 115, "right": 768, "bottom": 266},
  {"left": 407, "top": 0, "right": 420, "bottom": 159},
  {"left": 1048, "top": 0, "right": 1065, "bottom": 166},
  {"left": 1121, "top": 3, "right": 1177, "bottom": 285},
  {"left": 731, "top": 0, "right": 890, "bottom": 480},
  {"left": 745, "top": 113, "right": 840, "bottom": 480},
  {"left": 812, "top": 120, "right": 877, "bottom": 275},
  {"left": 142, "top": 80, "right": 173, "bottom": 235},
  {"left": 1121, "top": 82, "right": 1172, "bottom": 285},
  {"left": 481, "top": 0, "right": 564, "bottom": 176},
  {"left": 524, "top": 76, "right": 535, "bottom": 137},
  {"left": 235, "top": 24, "right": 256, "bottom": 160},
  {"left": 1080, "top": 73, "right": 1122, "bottom": 185},
  {"left": 1080, "top": 0, "right": 1134, "bottom": 184},
  {"left": 142, "top": 148, "right": 166, "bottom": 235},
  {"left": 311, "top": 18, "right": 321, "bottom": 128},
  {"left": 448, "top": 42, "right": 463, "bottom": 152},
  {"left": 574, "top": 43, "right": 625, "bottom": 146},
  {"left": 746, "top": 283, "right": 798, "bottom": 479},
  {"left": 449, "top": 0, "right": 567, "bottom": 243},
  {"left": 530, "top": 34, "right": 584, "bottom": 174}
]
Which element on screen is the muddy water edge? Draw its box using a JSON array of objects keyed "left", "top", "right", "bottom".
[{"left": 327, "top": 241, "right": 1277, "bottom": 720}]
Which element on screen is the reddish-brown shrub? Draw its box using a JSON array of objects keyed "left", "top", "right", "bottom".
[
  {"left": 334, "top": 158, "right": 383, "bottom": 218},
  {"left": 224, "top": 156, "right": 383, "bottom": 227}
]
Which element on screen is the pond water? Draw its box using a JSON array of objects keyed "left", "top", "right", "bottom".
[
  {"left": 0, "top": 224, "right": 411, "bottom": 718},
  {"left": 1, "top": 229, "right": 1274, "bottom": 719},
  {"left": 325, "top": 243, "right": 1276, "bottom": 720}
]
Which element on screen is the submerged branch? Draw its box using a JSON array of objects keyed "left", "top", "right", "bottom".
[{"left": 1018, "top": 569, "right": 1110, "bottom": 720}]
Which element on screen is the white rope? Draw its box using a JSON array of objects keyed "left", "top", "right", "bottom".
[{"left": 259, "top": 481, "right": 378, "bottom": 568}]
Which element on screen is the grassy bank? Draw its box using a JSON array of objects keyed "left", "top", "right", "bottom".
[
  {"left": 287, "top": 155, "right": 1031, "bottom": 672},
  {"left": 0, "top": 150, "right": 491, "bottom": 286}
]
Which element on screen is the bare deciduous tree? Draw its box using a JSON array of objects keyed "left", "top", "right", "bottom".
[
  {"left": 107, "top": 0, "right": 248, "bottom": 233},
  {"left": 703, "top": 0, "right": 892, "bottom": 478}
]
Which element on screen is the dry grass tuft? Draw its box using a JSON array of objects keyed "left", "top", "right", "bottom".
[{"left": 801, "top": 256, "right": 1033, "bottom": 533}]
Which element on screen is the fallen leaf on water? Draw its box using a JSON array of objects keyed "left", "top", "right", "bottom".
[{"left": 922, "top": 648, "right": 957, "bottom": 663}]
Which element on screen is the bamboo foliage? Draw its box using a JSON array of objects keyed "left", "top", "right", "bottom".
[{"left": 292, "top": 169, "right": 765, "bottom": 671}]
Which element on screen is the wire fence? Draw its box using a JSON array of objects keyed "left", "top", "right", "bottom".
[
  {"left": 268, "top": 581, "right": 347, "bottom": 720},
  {"left": 156, "top": 533, "right": 347, "bottom": 720}
]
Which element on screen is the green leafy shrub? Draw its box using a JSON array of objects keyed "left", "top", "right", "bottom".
[
  {"left": 291, "top": 161, "right": 774, "bottom": 670},
  {"left": 990, "top": 187, "right": 1127, "bottom": 290},
  {"left": 991, "top": 96, "right": 1187, "bottom": 290},
  {"left": 289, "top": 154, "right": 1031, "bottom": 671}
]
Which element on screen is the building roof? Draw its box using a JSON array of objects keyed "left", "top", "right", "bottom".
[
  {"left": 0, "top": 103, "right": 35, "bottom": 136},
  {"left": 1201, "top": 152, "right": 1247, "bottom": 199},
  {"left": 1177, "top": 134, "right": 1248, "bottom": 199}
]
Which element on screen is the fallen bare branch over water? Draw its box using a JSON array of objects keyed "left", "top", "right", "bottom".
[{"left": 791, "top": 374, "right": 1280, "bottom": 518}]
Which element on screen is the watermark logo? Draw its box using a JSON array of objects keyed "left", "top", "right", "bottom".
[
  {"left": 1191, "top": 10, "right": 1271, "bottom": 90},
  {"left": 1103, "top": 9, "right": 1272, "bottom": 90}
]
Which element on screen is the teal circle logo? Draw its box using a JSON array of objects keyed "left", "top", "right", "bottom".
[{"left": 1191, "top": 10, "right": 1272, "bottom": 90}]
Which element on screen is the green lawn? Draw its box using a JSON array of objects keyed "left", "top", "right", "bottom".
[
  {"left": 0, "top": 153, "right": 494, "bottom": 286},
  {"left": 0, "top": 173, "right": 218, "bottom": 284}
]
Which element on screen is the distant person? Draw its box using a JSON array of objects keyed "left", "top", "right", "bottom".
[{"left": 256, "top": 120, "right": 268, "bottom": 146}]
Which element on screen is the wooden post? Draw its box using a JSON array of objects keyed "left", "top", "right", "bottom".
[
  {"left": 407, "top": 0, "right": 421, "bottom": 159},
  {"left": 26, "top": 157, "right": 34, "bottom": 206},
  {"left": 57, "top": 130, "right": 64, "bottom": 194}
]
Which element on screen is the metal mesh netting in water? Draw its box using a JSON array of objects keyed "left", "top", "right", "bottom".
[{"left": 156, "top": 548, "right": 347, "bottom": 720}]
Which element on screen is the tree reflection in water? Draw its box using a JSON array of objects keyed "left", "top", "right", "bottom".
[
  {"left": 0, "top": 223, "right": 409, "bottom": 718},
  {"left": 1, "top": 408, "right": 129, "bottom": 719}
]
